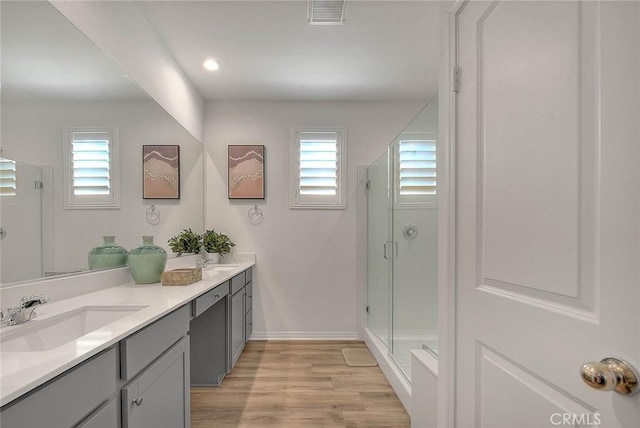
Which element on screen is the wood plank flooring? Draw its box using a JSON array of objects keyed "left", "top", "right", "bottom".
[{"left": 191, "top": 340, "right": 410, "bottom": 427}]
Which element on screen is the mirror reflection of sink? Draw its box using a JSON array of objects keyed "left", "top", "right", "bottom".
[{"left": 0, "top": 305, "right": 147, "bottom": 352}]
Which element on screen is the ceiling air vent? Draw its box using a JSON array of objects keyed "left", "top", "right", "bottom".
[{"left": 308, "top": 0, "right": 347, "bottom": 25}]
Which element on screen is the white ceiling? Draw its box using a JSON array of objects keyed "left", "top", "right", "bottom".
[
  {"left": 1, "top": 1, "right": 147, "bottom": 101},
  {"left": 2, "top": 1, "right": 439, "bottom": 103},
  {"left": 137, "top": 0, "right": 439, "bottom": 102}
]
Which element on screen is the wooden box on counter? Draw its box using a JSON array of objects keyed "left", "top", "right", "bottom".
[{"left": 161, "top": 268, "right": 202, "bottom": 286}]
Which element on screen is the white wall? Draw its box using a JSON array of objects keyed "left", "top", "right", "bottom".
[
  {"left": 204, "top": 100, "right": 424, "bottom": 338},
  {"left": 1, "top": 100, "right": 203, "bottom": 278},
  {"left": 50, "top": 1, "right": 205, "bottom": 142}
]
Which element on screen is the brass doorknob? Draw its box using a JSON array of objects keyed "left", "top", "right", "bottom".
[{"left": 580, "top": 357, "right": 639, "bottom": 395}]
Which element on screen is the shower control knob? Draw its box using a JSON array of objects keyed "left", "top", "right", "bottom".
[
  {"left": 402, "top": 225, "right": 418, "bottom": 240},
  {"left": 580, "top": 357, "right": 639, "bottom": 395}
]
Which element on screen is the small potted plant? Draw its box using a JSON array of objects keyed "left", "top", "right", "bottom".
[
  {"left": 201, "top": 229, "right": 235, "bottom": 263},
  {"left": 168, "top": 228, "right": 202, "bottom": 256}
]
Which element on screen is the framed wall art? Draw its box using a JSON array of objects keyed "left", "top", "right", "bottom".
[
  {"left": 143, "top": 144, "right": 180, "bottom": 199},
  {"left": 228, "top": 145, "right": 265, "bottom": 199}
]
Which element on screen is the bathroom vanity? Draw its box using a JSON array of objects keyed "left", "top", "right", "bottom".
[{"left": 0, "top": 263, "right": 254, "bottom": 428}]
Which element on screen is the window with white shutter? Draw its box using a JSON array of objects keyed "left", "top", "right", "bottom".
[
  {"left": 290, "top": 129, "right": 346, "bottom": 209},
  {"left": 0, "top": 158, "right": 17, "bottom": 197},
  {"left": 396, "top": 136, "right": 437, "bottom": 205},
  {"left": 63, "top": 128, "right": 119, "bottom": 209}
]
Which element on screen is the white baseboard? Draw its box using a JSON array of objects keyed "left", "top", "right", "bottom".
[{"left": 249, "top": 331, "right": 359, "bottom": 340}]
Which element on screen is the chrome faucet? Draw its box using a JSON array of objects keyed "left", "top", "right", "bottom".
[
  {"left": 196, "top": 257, "right": 213, "bottom": 268},
  {"left": 195, "top": 247, "right": 213, "bottom": 268},
  {"left": 1, "top": 294, "right": 50, "bottom": 327}
]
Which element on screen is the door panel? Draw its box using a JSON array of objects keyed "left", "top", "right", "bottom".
[
  {"left": 455, "top": 1, "right": 640, "bottom": 427},
  {"left": 477, "top": 344, "right": 595, "bottom": 428},
  {"left": 478, "top": 0, "right": 597, "bottom": 311}
]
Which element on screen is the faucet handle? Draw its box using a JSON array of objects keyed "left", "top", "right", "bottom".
[{"left": 18, "top": 294, "right": 50, "bottom": 309}]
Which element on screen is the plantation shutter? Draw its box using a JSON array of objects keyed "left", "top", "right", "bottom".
[
  {"left": 0, "top": 158, "right": 17, "bottom": 197},
  {"left": 398, "top": 140, "right": 436, "bottom": 196},
  {"left": 299, "top": 131, "right": 338, "bottom": 196},
  {"left": 64, "top": 128, "right": 119, "bottom": 209},
  {"left": 291, "top": 129, "right": 345, "bottom": 209},
  {"left": 72, "top": 134, "right": 111, "bottom": 196}
]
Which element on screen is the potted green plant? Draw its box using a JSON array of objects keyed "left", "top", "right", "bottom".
[
  {"left": 167, "top": 228, "right": 202, "bottom": 256},
  {"left": 201, "top": 229, "right": 235, "bottom": 262}
]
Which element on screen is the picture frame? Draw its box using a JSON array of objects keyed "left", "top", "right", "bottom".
[
  {"left": 142, "top": 144, "right": 180, "bottom": 199},
  {"left": 228, "top": 145, "right": 265, "bottom": 199}
]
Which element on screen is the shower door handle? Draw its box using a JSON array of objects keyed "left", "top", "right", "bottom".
[{"left": 383, "top": 242, "right": 399, "bottom": 260}]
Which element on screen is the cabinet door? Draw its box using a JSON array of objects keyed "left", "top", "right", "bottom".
[
  {"left": 0, "top": 348, "right": 116, "bottom": 428},
  {"left": 77, "top": 398, "right": 118, "bottom": 428},
  {"left": 230, "top": 289, "right": 245, "bottom": 369},
  {"left": 245, "top": 308, "right": 253, "bottom": 342},
  {"left": 190, "top": 297, "right": 228, "bottom": 386},
  {"left": 122, "top": 336, "right": 190, "bottom": 428},
  {"left": 245, "top": 282, "right": 252, "bottom": 313}
]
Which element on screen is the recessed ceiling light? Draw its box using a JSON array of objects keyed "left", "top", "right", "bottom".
[{"left": 202, "top": 58, "right": 220, "bottom": 71}]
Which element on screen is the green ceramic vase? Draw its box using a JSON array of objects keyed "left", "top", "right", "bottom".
[
  {"left": 128, "top": 236, "right": 167, "bottom": 284},
  {"left": 88, "top": 236, "right": 128, "bottom": 270}
]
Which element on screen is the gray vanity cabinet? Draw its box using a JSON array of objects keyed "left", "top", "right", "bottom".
[
  {"left": 77, "top": 399, "right": 118, "bottom": 428},
  {"left": 120, "top": 305, "right": 190, "bottom": 428},
  {"left": 0, "top": 267, "right": 255, "bottom": 427},
  {"left": 230, "top": 268, "right": 253, "bottom": 369},
  {"left": 230, "top": 284, "right": 245, "bottom": 368},
  {"left": 245, "top": 282, "right": 253, "bottom": 341},
  {"left": 122, "top": 336, "right": 190, "bottom": 428},
  {"left": 0, "top": 347, "right": 117, "bottom": 428},
  {"left": 190, "top": 281, "right": 229, "bottom": 386}
]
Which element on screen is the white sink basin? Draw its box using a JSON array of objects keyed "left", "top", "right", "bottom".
[
  {"left": 201, "top": 264, "right": 239, "bottom": 278},
  {"left": 0, "top": 305, "right": 147, "bottom": 352},
  {"left": 209, "top": 265, "right": 238, "bottom": 272}
]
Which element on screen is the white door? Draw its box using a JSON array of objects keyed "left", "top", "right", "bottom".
[{"left": 455, "top": 1, "right": 639, "bottom": 427}]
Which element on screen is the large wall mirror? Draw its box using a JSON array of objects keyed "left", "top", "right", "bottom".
[{"left": 0, "top": 1, "right": 204, "bottom": 286}]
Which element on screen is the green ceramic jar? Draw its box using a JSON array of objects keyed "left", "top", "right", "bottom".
[
  {"left": 128, "top": 236, "right": 167, "bottom": 284},
  {"left": 88, "top": 236, "right": 128, "bottom": 270}
]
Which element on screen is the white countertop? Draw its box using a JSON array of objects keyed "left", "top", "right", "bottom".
[{"left": 0, "top": 261, "right": 254, "bottom": 407}]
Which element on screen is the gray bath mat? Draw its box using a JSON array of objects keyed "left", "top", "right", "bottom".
[{"left": 342, "top": 348, "right": 378, "bottom": 367}]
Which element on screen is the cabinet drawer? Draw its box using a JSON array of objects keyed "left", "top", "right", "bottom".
[
  {"left": 245, "top": 282, "right": 252, "bottom": 313},
  {"left": 245, "top": 308, "right": 253, "bottom": 341},
  {"left": 193, "top": 281, "right": 229, "bottom": 317},
  {"left": 231, "top": 271, "right": 245, "bottom": 295},
  {"left": 0, "top": 347, "right": 116, "bottom": 428},
  {"left": 120, "top": 305, "right": 189, "bottom": 381},
  {"left": 77, "top": 398, "right": 117, "bottom": 428},
  {"left": 245, "top": 267, "right": 252, "bottom": 284}
]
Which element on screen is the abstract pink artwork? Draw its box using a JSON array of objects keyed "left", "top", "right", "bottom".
[{"left": 228, "top": 145, "right": 265, "bottom": 199}]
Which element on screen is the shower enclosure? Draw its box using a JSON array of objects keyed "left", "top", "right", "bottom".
[
  {"left": 366, "top": 95, "right": 438, "bottom": 382},
  {"left": 0, "top": 159, "right": 44, "bottom": 284}
]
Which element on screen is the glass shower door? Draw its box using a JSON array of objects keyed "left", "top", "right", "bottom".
[
  {"left": 366, "top": 94, "right": 439, "bottom": 384},
  {"left": 0, "top": 160, "right": 44, "bottom": 283},
  {"left": 390, "top": 96, "right": 439, "bottom": 381},
  {"left": 366, "top": 149, "right": 391, "bottom": 345}
]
